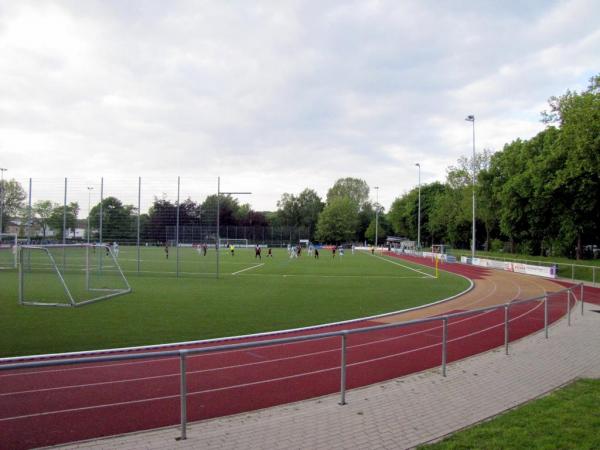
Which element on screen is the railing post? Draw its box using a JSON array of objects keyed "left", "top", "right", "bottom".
[
  {"left": 179, "top": 351, "right": 188, "bottom": 440},
  {"left": 567, "top": 289, "right": 571, "bottom": 326},
  {"left": 441, "top": 318, "right": 447, "bottom": 377},
  {"left": 339, "top": 332, "right": 347, "bottom": 405},
  {"left": 544, "top": 295, "right": 549, "bottom": 339},
  {"left": 581, "top": 283, "right": 585, "bottom": 315},
  {"left": 504, "top": 304, "right": 509, "bottom": 355}
]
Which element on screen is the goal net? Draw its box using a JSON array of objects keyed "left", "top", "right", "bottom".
[
  {"left": 0, "top": 233, "right": 17, "bottom": 269},
  {"left": 19, "top": 244, "right": 132, "bottom": 307}
]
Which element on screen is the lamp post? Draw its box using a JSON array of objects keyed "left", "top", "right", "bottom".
[
  {"left": 0, "top": 168, "right": 7, "bottom": 234},
  {"left": 375, "top": 187, "right": 380, "bottom": 248},
  {"left": 465, "top": 115, "right": 476, "bottom": 258},
  {"left": 87, "top": 187, "right": 94, "bottom": 244},
  {"left": 415, "top": 163, "right": 421, "bottom": 249}
]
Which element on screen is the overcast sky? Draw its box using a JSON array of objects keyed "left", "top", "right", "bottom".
[{"left": 1, "top": 0, "right": 599, "bottom": 213}]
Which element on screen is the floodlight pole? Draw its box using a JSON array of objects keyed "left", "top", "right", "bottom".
[
  {"left": 0, "top": 168, "right": 7, "bottom": 233},
  {"left": 216, "top": 176, "right": 251, "bottom": 279},
  {"left": 466, "top": 115, "right": 476, "bottom": 259},
  {"left": 87, "top": 187, "right": 93, "bottom": 244},
  {"left": 416, "top": 163, "right": 421, "bottom": 250},
  {"left": 374, "top": 186, "right": 379, "bottom": 248}
]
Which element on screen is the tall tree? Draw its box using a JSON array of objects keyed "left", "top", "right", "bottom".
[
  {"left": 89, "top": 197, "right": 137, "bottom": 241},
  {"left": 326, "top": 178, "right": 370, "bottom": 208},
  {"left": 33, "top": 200, "right": 55, "bottom": 238},
  {"left": 0, "top": 179, "right": 26, "bottom": 232},
  {"left": 47, "top": 202, "right": 79, "bottom": 240},
  {"left": 315, "top": 197, "right": 359, "bottom": 243}
]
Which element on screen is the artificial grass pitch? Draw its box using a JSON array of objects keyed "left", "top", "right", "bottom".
[
  {"left": 420, "top": 379, "right": 600, "bottom": 450},
  {"left": 0, "top": 248, "right": 469, "bottom": 357}
]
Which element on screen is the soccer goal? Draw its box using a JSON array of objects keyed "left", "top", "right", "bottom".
[
  {"left": 218, "top": 238, "right": 249, "bottom": 249},
  {"left": 0, "top": 233, "right": 17, "bottom": 269},
  {"left": 18, "top": 244, "right": 132, "bottom": 307}
]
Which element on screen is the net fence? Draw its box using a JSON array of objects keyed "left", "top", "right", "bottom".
[{"left": 4, "top": 176, "right": 309, "bottom": 277}]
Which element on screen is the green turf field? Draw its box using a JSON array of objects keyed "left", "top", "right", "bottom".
[{"left": 0, "top": 247, "right": 470, "bottom": 357}]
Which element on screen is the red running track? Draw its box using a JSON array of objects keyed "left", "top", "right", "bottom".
[{"left": 1, "top": 265, "right": 598, "bottom": 449}]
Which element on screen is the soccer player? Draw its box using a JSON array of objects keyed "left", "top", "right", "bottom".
[
  {"left": 351, "top": 244, "right": 355, "bottom": 255},
  {"left": 314, "top": 247, "right": 319, "bottom": 259},
  {"left": 164, "top": 243, "right": 169, "bottom": 259},
  {"left": 332, "top": 245, "right": 336, "bottom": 258},
  {"left": 113, "top": 242, "right": 120, "bottom": 257},
  {"left": 255, "top": 244, "right": 261, "bottom": 259},
  {"left": 267, "top": 248, "right": 273, "bottom": 257},
  {"left": 339, "top": 246, "right": 344, "bottom": 257},
  {"left": 230, "top": 244, "right": 235, "bottom": 256},
  {"left": 203, "top": 243, "right": 207, "bottom": 256}
]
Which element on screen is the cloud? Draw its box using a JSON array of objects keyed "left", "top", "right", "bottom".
[{"left": 0, "top": 0, "right": 598, "bottom": 212}]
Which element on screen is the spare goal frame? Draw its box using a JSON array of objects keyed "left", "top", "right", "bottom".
[{"left": 18, "top": 243, "right": 132, "bottom": 307}]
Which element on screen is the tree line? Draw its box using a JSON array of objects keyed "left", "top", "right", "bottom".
[
  {"left": 388, "top": 75, "right": 599, "bottom": 259},
  {"left": 1, "top": 75, "right": 597, "bottom": 257}
]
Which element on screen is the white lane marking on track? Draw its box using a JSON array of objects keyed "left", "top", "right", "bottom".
[
  {"left": 231, "top": 263, "right": 264, "bottom": 275},
  {"left": 371, "top": 254, "right": 436, "bottom": 278},
  {"left": 0, "top": 301, "right": 545, "bottom": 421}
]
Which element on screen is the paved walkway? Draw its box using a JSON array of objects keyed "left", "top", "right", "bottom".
[{"left": 55, "top": 302, "right": 600, "bottom": 450}]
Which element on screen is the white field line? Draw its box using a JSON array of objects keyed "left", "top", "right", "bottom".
[
  {"left": 0, "top": 300, "right": 545, "bottom": 422},
  {"left": 231, "top": 263, "right": 264, "bottom": 275},
  {"left": 239, "top": 273, "right": 427, "bottom": 279},
  {"left": 371, "top": 253, "right": 436, "bottom": 278}
]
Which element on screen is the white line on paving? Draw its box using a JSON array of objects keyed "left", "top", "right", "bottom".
[
  {"left": 371, "top": 253, "right": 436, "bottom": 278},
  {"left": 232, "top": 263, "right": 264, "bottom": 275}
]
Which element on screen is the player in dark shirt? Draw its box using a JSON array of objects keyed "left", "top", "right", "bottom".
[
  {"left": 164, "top": 243, "right": 169, "bottom": 259},
  {"left": 332, "top": 245, "right": 336, "bottom": 258},
  {"left": 314, "top": 247, "right": 319, "bottom": 259}
]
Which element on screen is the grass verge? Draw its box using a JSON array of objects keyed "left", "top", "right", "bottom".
[{"left": 420, "top": 378, "right": 600, "bottom": 450}]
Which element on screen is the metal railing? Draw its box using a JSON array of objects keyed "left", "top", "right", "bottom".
[{"left": 0, "top": 284, "right": 585, "bottom": 441}]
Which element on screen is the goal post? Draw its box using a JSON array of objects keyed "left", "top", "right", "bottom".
[
  {"left": 0, "top": 233, "right": 17, "bottom": 269},
  {"left": 18, "top": 244, "right": 132, "bottom": 307}
]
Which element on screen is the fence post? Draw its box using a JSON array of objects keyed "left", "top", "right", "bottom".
[
  {"left": 581, "top": 283, "right": 585, "bottom": 315},
  {"left": 179, "top": 351, "right": 188, "bottom": 440},
  {"left": 544, "top": 295, "right": 549, "bottom": 339},
  {"left": 567, "top": 289, "right": 571, "bottom": 326},
  {"left": 504, "top": 304, "right": 509, "bottom": 355},
  {"left": 339, "top": 332, "right": 348, "bottom": 405},
  {"left": 441, "top": 318, "right": 447, "bottom": 377}
]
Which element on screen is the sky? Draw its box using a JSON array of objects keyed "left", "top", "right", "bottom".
[{"left": 1, "top": 0, "right": 599, "bottom": 214}]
